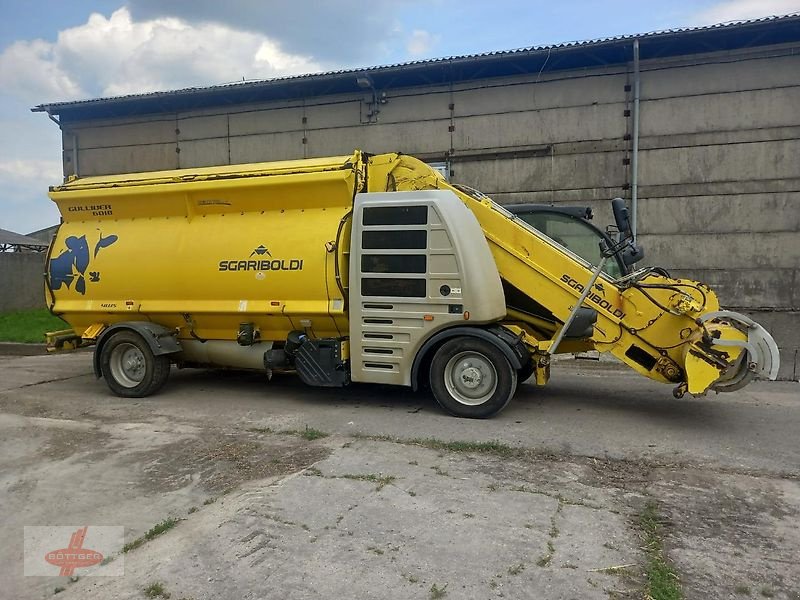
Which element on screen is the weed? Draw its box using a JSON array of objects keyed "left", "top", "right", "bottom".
[
  {"left": 202, "top": 497, "right": 216, "bottom": 505},
  {"left": 561, "top": 563, "right": 578, "bottom": 569},
  {"left": 408, "top": 490, "right": 417, "bottom": 497},
  {"left": 508, "top": 563, "right": 525, "bottom": 575},
  {"left": 734, "top": 585, "right": 751, "bottom": 596},
  {"left": 429, "top": 583, "right": 448, "bottom": 599},
  {"left": 536, "top": 554, "right": 552, "bottom": 568},
  {"left": 301, "top": 524, "right": 310, "bottom": 531},
  {"left": 523, "top": 523, "right": 533, "bottom": 529},
  {"left": 341, "top": 473, "right": 397, "bottom": 490},
  {"left": 122, "top": 518, "right": 179, "bottom": 553},
  {"left": 408, "top": 460, "right": 418, "bottom": 465},
  {"left": 247, "top": 427, "right": 272, "bottom": 434},
  {"left": 353, "top": 434, "right": 515, "bottom": 457},
  {"left": 54, "top": 587, "right": 65, "bottom": 595},
  {"left": 463, "top": 513, "right": 475, "bottom": 518},
  {"left": 639, "top": 501, "right": 682, "bottom": 600},
  {"left": 367, "top": 546, "right": 385, "bottom": 555},
  {"left": 143, "top": 582, "right": 171, "bottom": 599},
  {"left": 304, "top": 467, "right": 323, "bottom": 477},
  {"left": 301, "top": 427, "right": 329, "bottom": 440},
  {"left": 760, "top": 587, "right": 774, "bottom": 598},
  {"left": 487, "top": 483, "right": 499, "bottom": 492},
  {"left": 445, "top": 509, "right": 455, "bottom": 514},
  {"left": 187, "top": 507, "right": 198, "bottom": 514},
  {"left": 430, "top": 466, "right": 449, "bottom": 476},
  {"left": 404, "top": 573, "right": 420, "bottom": 584},
  {"left": 281, "top": 426, "right": 329, "bottom": 440}
]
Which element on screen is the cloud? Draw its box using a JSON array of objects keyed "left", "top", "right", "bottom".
[
  {"left": 693, "top": 0, "right": 800, "bottom": 24},
  {"left": 127, "top": 0, "right": 419, "bottom": 66},
  {"left": 0, "top": 7, "right": 321, "bottom": 103},
  {"left": 0, "top": 158, "right": 63, "bottom": 234},
  {"left": 406, "top": 30, "right": 439, "bottom": 57}
]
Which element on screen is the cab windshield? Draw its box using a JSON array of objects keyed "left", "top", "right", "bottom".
[{"left": 515, "top": 212, "right": 623, "bottom": 278}]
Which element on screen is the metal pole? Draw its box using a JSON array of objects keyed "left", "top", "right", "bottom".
[
  {"left": 548, "top": 256, "right": 608, "bottom": 356},
  {"left": 631, "top": 39, "right": 640, "bottom": 240}
]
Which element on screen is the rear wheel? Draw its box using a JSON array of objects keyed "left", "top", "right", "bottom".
[
  {"left": 99, "top": 331, "right": 171, "bottom": 397},
  {"left": 429, "top": 337, "right": 517, "bottom": 418}
]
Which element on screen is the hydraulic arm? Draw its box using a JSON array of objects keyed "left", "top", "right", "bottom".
[{"left": 368, "top": 153, "right": 779, "bottom": 397}]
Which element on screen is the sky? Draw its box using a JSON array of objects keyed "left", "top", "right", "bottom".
[{"left": 1, "top": 0, "right": 798, "bottom": 234}]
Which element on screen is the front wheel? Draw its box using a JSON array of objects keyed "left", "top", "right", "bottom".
[
  {"left": 99, "top": 330, "right": 171, "bottom": 397},
  {"left": 429, "top": 337, "right": 517, "bottom": 418}
]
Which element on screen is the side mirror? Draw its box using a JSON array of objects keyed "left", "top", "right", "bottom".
[{"left": 611, "top": 198, "right": 632, "bottom": 239}]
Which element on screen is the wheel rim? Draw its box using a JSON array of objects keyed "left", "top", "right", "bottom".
[
  {"left": 444, "top": 351, "right": 498, "bottom": 406},
  {"left": 109, "top": 342, "right": 146, "bottom": 388}
]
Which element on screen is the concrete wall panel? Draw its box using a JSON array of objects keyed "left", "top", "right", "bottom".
[
  {"left": 229, "top": 132, "right": 302, "bottom": 163},
  {"left": 454, "top": 72, "right": 626, "bottom": 113},
  {"left": 639, "top": 232, "right": 800, "bottom": 270},
  {"left": 79, "top": 143, "right": 178, "bottom": 175},
  {"left": 455, "top": 103, "right": 624, "bottom": 149},
  {"left": 0, "top": 253, "right": 46, "bottom": 311},
  {"left": 229, "top": 107, "right": 305, "bottom": 136},
  {"left": 178, "top": 139, "right": 229, "bottom": 168},
  {"left": 178, "top": 114, "right": 229, "bottom": 141},
  {"left": 638, "top": 139, "right": 800, "bottom": 186},
  {"left": 642, "top": 53, "right": 800, "bottom": 99},
  {"left": 637, "top": 193, "right": 800, "bottom": 235},
  {"left": 641, "top": 87, "right": 800, "bottom": 136},
  {"left": 75, "top": 120, "right": 175, "bottom": 149}
]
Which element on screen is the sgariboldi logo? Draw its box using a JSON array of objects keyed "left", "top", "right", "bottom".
[
  {"left": 44, "top": 526, "right": 103, "bottom": 576},
  {"left": 219, "top": 244, "right": 304, "bottom": 272}
]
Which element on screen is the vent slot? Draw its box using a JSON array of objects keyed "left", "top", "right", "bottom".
[
  {"left": 364, "top": 333, "right": 393, "bottom": 340},
  {"left": 364, "top": 318, "right": 393, "bottom": 324},
  {"left": 364, "top": 362, "right": 394, "bottom": 370},
  {"left": 362, "top": 230, "right": 426, "bottom": 249},
  {"left": 363, "top": 303, "right": 393, "bottom": 310},
  {"left": 362, "top": 254, "right": 426, "bottom": 274},
  {"left": 363, "top": 205, "right": 427, "bottom": 225},
  {"left": 364, "top": 348, "right": 393, "bottom": 355},
  {"left": 362, "top": 277, "right": 426, "bottom": 298}
]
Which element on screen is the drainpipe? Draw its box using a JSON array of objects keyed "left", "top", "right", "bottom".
[{"left": 631, "top": 39, "right": 640, "bottom": 240}]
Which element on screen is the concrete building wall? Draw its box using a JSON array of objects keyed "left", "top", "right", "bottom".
[
  {"left": 57, "top": 44, "right": 800, "bottom": 379},
  {"left": 0, "top": 253, "right": 46, "bottom": 312}
]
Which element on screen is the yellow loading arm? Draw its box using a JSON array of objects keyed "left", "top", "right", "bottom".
[{"left": 366, "top": 153, "right": 779, "bottom": 397}]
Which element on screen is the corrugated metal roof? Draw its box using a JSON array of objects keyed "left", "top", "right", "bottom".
[
  {"left": 0, "top": 228, "right": 49, "bottom": 248},
  {"left": 32, "top": 13, "right": 800, "bottom": 121}
]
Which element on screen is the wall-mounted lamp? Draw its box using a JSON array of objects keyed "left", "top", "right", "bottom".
[{"left": 356, "top": 73, "right": 387, "bottom": 123}]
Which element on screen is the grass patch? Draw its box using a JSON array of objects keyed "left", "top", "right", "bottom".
[
  {"left": 143, "top": 582, "right": 170, "bottom": 598},
  {"left": 508, "top": 563, "right": 525, "bottom": 575},
  {"left": 340, "top": 473, "right": 396, "bottom": 490},
  {"left": 0, "top": 309, "right": 67, "bottom": 343},
  {"left": 429, "top": 583, "right": 448, "bottom": 599},
  {"left": 640, "top": 501, "right": 682, "bottom": 600},
  {"left": 280, "top": 426, "right": 329, "bottom": 441},
  {"left": 122, "top": 518, "right": 179, "bottom": 553},
  {"left": 355, "top": 434, "right": 516, "bottom": 456}
]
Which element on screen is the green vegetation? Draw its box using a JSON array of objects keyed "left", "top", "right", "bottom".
[
  {"left": 640, "top": 501, "right": 682, "bottom": 600},
  {"left": 122, "top": 518, "right": 179, "bottom": 553},
  {"left": 280, "top": 426, "right": 329, "bottom": 441},
  {"left": 143, "top": 582, "right": 171, "bottom": 598},
  {"left": 0, "top": 309, "right": 67, "bottom": 343},
  {"left": 429, "top": 583, "right": 448, "bottom": 599},
  {"left": 340, "top": 473, "right": 396, "bottom": 490}
]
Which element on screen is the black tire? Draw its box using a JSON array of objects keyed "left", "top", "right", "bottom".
[
  {"left": 429, "top": 336, "right": 517, "bottom": 419},
  {"left": 99, "top": 330, "right": 171, "bottom": 398}
]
